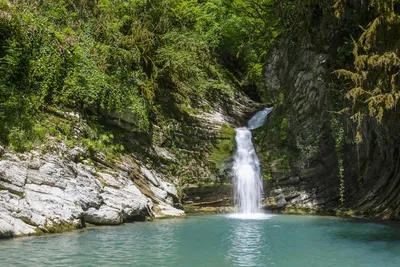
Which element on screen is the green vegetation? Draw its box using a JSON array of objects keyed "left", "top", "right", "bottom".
[
  {"left": 0, "top": 0, "right": 282, "bottom": 151},
  {"left": 264, "top": 0, "right": 399, "bottom": 127},
  {"left": 209, "top": 124, "right": 235, "bottom": 170},
  {"left": 43, "top": 221, "right": 78, "bottom": 234},
  {"left": 331, "top": 116, "right": 345, "bottom": 204},
  {"left": 252, "top": 100, "right": 297, "bottom": 178},
  {"left": 1, "top": 0, "right": 399, "bottom": 211},
  {"left": 333, "top": 0, "right": 400, "bottom": 145},
  {"left": 0, "top": 184, "right": 24, "bottom": 197},
  {"left": 242, "top": 0, "right": 400, "bottom": 214},
  {"left": 334, "top": 0, "right": 400, "bottom": 124}
]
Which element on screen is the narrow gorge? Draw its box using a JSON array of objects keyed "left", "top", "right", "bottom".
[
  {"left": 1, "top": 1, "right": 400, "bottom": 266},
  {"left": 1, "top": 2, "right": 400, "bottom": 266}
]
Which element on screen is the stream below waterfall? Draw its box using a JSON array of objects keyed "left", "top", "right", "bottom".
[{"left": 1, "top": 214, "right": 400, "bottom": 267}]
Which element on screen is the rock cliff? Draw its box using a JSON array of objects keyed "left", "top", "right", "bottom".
[
  {"left": 341, "top": 111, "right": 400, "bottom": 219},
  {"left": 261, "top": 41, "right": 340, "bottom": 212},
  {"left": 261, "top": 39, "right": 400, "bottom": 219}
]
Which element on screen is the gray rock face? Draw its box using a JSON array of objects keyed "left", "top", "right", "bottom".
[
  {"left": 183, "top": 185, "right": 233, "bottom": 207},
  {"left": 263, "top": 38, "right": 400, "bottom": 220},
  {"left": 341, "top": 109, "right": 400, "bottom": 219},
  {"left": 262, "top": 41, "right": 340, "bottom": 211},
  {"left": 0, "top": 213, "right": 36, "bottom": 236},
  {"left": 0, "top": 147, "right": 183, "bottom": 238}
]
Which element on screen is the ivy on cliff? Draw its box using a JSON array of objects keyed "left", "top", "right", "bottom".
[{"left": 334, "top": 0, "right": 400, "bottom": 140}]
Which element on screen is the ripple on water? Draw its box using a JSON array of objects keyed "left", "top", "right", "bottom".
[
  {"left": 223, "top": 212, "right": 275, "bottom": 220},
  {"left": 225, "top": 214, "right": 270, "bottom": 267},
  {"left": 1, "top": 215, "right": 400, "bottom": 267}
]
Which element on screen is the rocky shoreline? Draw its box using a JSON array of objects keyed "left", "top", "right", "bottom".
[
  {"left": 0, "top": 144, "right": 184, "bottom": 238},
  {"left": 0, "top": 93, "right": 261, "bottom": 239}
]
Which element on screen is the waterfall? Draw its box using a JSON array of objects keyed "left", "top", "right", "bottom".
[
  {"left": 233, "top": 107, "right": 273, "bottom": 215},
  {"left": 247, "top": 108, "right": 274, "bottom": 130}
]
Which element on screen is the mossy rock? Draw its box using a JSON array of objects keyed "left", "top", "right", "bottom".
[
  {"left": 0, "top": 185, "right": 24, "bottom": 198},
  {"left": 42, "top": 221, "right": 78, "bottom": 234},
  {"left": 183, "top": 204, "right": 234, "bottom": 214}
]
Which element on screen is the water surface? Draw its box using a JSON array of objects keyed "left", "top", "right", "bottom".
[{"left": 1, "top": 214, "right": 400, "bottom": 266}]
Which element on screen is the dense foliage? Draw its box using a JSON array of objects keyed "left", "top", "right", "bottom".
[
  {"left": 269, "top": 0, "right": 399, "bottom": 138},
  {"left": 334, "top": 0, "right": 400, "bottom": 130},
  {"left": 0, "top": 0, "right": 281, "bottom": 149},
  {"left": 1, "top": 0, "right": 398, "bottom": 195},
  {"left": 271, "top": 1, "right": 399, "bottom": 127}
]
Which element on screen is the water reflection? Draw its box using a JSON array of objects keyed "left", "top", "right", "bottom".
[
  {"left": 226, "top": 220, "right": 265, "bottom": 266},
  {"left": 331, "top": 222, "right": 400, "bottom": 243}
]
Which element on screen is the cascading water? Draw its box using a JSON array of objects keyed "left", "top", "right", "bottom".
[{"left": 232, "top": 107, "right": 273, "bottom": 215}]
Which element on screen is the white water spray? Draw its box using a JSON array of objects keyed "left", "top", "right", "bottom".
[{"left": 232, "top": 107, "right": 273, "bottom": 215}]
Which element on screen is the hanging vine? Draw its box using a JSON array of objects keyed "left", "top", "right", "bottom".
[{"left": 334, "top": 0, "right": 400, "bottom": 134}]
